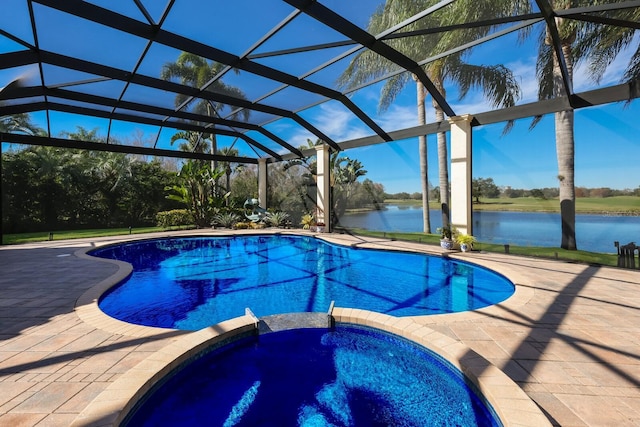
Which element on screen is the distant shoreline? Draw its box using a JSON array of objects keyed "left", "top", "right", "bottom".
[{"left": 346, "top": 197, "right": 640, "bottom": 217}]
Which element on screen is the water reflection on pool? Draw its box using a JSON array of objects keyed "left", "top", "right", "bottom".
[{"left": 92, "top": 235, "right": 515, "bottom": 330}]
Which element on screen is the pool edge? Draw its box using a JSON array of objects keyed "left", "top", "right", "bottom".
[
  {"left": 71, "top": 309, "right": 550, "bottom": 427},
  {"left": 69, "top": 315, "right": 258, "bottom": 427}
]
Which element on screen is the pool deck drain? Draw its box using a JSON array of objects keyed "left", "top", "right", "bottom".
[{"left": 0, "top": 229, "right": 639, "bottom": 426}]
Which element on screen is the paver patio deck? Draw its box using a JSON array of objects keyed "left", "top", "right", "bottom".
[{"left": 0, "top": 229, "right": 638, "bottom": 426}]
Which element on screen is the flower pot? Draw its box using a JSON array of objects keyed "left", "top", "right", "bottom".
[
  {"left": 440, "top": 239, "right": 454, "bottom": 250},
  {"left": 460, "top": 243, "right": 470, "bottom": 252}
]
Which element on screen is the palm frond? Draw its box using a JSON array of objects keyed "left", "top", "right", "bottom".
[
  {"left": 379, "top": 73, "right": 412, "bottom": 112},
  {"left": 622, "top": 42, "right": 640, "bottom": 84},
  {"left": 447, "top": 61, "right": 521, "bottom": 108},
  {"left": 529, "top": 114, "right": 543, "bottom": 131},
  {"left": 536, "top": 39, "right": 555, "bottom": 101}
]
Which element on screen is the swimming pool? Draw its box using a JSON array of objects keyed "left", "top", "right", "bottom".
[
  {"left": 123, "top": 324, "right": 502, "bottom": 426},
  {"left": 92, "top": 234, "right": 514, "bottom": 330}
]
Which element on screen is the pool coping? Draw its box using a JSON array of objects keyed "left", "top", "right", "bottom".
[
  {"left": 69, "top": 315, "right": 258, "bottom": 427},
  {"left": 71, "top": 309, "right": 550, "bottom": 427},
  {"left": 70, "top": 231, "right": 548, "bottom": 426}
]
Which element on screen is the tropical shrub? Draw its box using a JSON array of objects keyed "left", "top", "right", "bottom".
[
  {"left": 213, "top": 212, "right": 240, "bottom": 228},
  {"left": 266, "top": 211, "right": 290, "bottom": 227},
  {"left": 156, "top": 209, "right": 193, "bottom": 228}
]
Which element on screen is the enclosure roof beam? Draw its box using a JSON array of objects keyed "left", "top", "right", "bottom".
[
  {"left": 535, "top": 0, "right": 575, "bottom": 105},
  {"left": 0, "top": 132, "right": 261, "bottom": 164},
  {"left": 281, "top": 78, "right": 640, "bottom": 159},
  {"left": 284, "top": 0, "right": 456, "bottom": 118}
]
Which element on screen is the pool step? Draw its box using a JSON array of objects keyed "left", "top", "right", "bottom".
[{"left": 258, "top": 312, "right": 333, "bottom": 334}]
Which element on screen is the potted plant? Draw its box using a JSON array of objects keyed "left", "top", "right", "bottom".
[
  {"left": 455, "top": 233, "right": 477, "bottom": 252},
  {"left": 300, "top": 213, "right": 315, "bottom": 230},
  {"left": 437, "top": 225, "right": 458, "bottom": 250}
]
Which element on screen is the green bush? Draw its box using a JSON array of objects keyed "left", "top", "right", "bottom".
[{"left": 156, "top": 209, "right": 193, "bottom": 228}]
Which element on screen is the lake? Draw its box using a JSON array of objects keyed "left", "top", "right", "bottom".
[{"left": 338, "top": 205, "right": 640, "bottom": 254}]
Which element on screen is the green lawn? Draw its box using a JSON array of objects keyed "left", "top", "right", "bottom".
[
  {"left": 340, "top": 228, "right": 620, "bottom": 267},
  {"left": 384, "top": 196, "right": 639, "bottom": 214},
  {"left": 2, "top": 226, "right": 185, "bottom": 245},
  {"left": 473, "top": 196, "right": 639, "bottom": 214}
]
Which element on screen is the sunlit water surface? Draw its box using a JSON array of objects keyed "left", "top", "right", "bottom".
[{"left": 93, "top": 235, "right": 515, "bottom": 330}]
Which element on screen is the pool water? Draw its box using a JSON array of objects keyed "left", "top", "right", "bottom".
[
  {"left": 92, "top": 235, "right": 514, "bottom": 330},
  {"left": 124, "top": 326, "right": 502, "bottom": 426}
]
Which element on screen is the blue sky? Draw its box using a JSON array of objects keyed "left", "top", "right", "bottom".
[{"left": 1, "top": 0, "right": 639, "bottom": 193}]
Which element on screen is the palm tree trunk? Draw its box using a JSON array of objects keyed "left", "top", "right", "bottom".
[
  {"left": 554, "top": 38, "right": 577, "bottom": 250},
  {"left": 206, "top": 103, "right": 219, "bottom": 198},
  {"left": 416, "top": 79, "right": 431, "bottom": 233},
  {"left": 433, "top": 102, "right": 450, "bottom": 228}
]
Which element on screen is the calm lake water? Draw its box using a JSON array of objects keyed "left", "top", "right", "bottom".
[{"left": 338, "top": 206, "right": 640, "bottom": 254}]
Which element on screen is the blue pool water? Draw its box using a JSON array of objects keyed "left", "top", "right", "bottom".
[
  {"left": 124, "top": 326, "right": 502, "bottom": 426},
  {"left": 92, "top": 235, "right": 514, "bottom": 330}
]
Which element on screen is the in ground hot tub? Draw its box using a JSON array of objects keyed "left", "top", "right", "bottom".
[{"left": 124, "top": 323, "right": 501, "bottom": 426}]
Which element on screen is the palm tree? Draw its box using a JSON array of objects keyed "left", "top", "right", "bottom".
[
  {"left": 332, "top": 157, "right": 368, "bottom": 220},
  {"left": 284, "top": 138, "right": 369, "bottom": 221},
  {"left": 535, "top": 5, "right": 640, "bottom": 250},
  {"left": 22, "top": 146, "right": 72, "bottom": 227},
  {"left": 217, "top": 146, "right": 241, "bottom": 205},
  {"left": 169, "top": 130, "right": 211, "bottom": 154},
  {"left": 0, "top": 113, "right": 43, "bottom": 136},
  {"left": 62, "top": 127, "right": 135, "bottom": 226},
  {"left": 161, "top": 53, "right": 250, "bottom": 169},
  {"left": 1, "top": 77, "right": 43, "bottom": 137},
  {"left": 338, "top": 0, "right": 524, "bottom": 233},
  {"left": 166, "top": 160, "right": 225, "bottom": 228},
  {"left": 161, "top": 53, "right": 251, "bottom": 202}
]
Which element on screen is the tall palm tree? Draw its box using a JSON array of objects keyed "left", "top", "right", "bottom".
[
  {"left": 535, "top": 4, "right": 640, "bottom": 250},
  {"left": 338, "top": 0, "right": 525, "bottom": 233},
  {"left": 161, "top": 53, "right": 250, "bottom": 168},
  {"left": 161, "top": 52, "right": 251, "bottom": 201},
  {"left": 217, "top": 146, "right": 241, "bottom": 205}
]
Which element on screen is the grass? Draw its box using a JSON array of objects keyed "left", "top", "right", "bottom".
[
  {"left": 1, "top": 226, "right": 189, "bottom": 245},
  {"left": 338, "top": 228, "right": 620, "bottom": 267},
  {"left": 383, "top": 196, "right": 640, "bottom": 214}
]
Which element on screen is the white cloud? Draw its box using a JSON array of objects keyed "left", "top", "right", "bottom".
[
  {"left": 292, "top": 103, "right": 375, "bottom": 144},
  {"left": 375, "top": 104, "right": 420, "bottom": 131}
]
